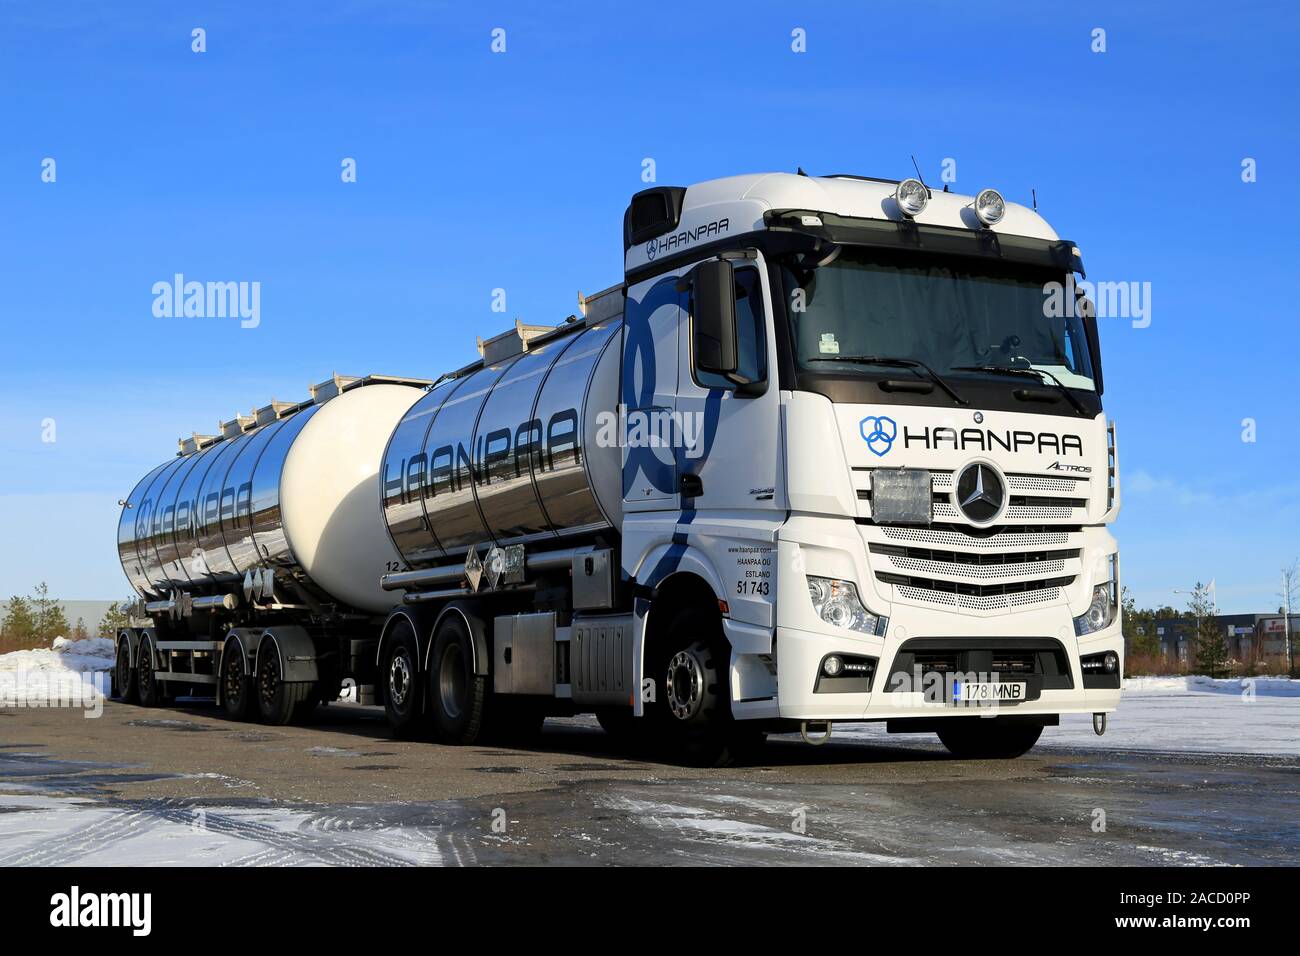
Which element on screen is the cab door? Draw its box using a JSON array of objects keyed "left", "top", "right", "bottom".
[
  {"left": 621, "top": 272, "right": 681, "bottom": 510},
  {"left": 674, "top": 252, "right": 783, "bottom": 515}
]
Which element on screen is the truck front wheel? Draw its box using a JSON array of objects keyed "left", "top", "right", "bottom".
[
  {"left": 648, "top": 606, "right": 763, "bottom": 767},
  {"left": 936, "top": 718, "right": 1044, "bottom": 759}
]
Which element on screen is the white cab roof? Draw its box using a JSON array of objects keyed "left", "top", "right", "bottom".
[{"left": 684, "top": 172, "right": 1059, "bottom": 241}]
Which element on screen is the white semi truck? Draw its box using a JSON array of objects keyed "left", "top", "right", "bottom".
[{"left": 114, "top": 171, "right": 1122, "bottom": 764}]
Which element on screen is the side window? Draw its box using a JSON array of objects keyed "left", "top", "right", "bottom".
[{"left": 693, "top": 266, "right": 767, "bottom": 390}]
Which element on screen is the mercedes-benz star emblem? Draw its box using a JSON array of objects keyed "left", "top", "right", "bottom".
[{"left": 955, "top": 462, "right": 1004, "bottom": 524}]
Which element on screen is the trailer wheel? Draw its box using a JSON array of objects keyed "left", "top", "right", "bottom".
[
  {"left": 936, "top": 718, "right": 1044, "bottom": 759},
  {"left": 648, "top": 605, "right": 763, "bottom": 767},
  {"left": 136, "top": 635, "right": 164, "bottom": 707},
  {"left": 255, "top": 640, "right": 313, "bottom": 725},
  {"left": 113, "top": 637, "right": 137, "bottom": 703},
  {"left": 221, "top": 641, "right": 253, "bottom": 721},
  {"left": 428, "top": 615, "right": 485, "bottom": 745},
  {"left": 382, "top": 622, "right": 424, "bottom": 737}
]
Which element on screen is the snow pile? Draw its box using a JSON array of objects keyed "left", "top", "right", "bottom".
[
  {"left": 0, "top": 636, "right": 112, "bottom": 715},
  {"left": 0, "top": 635, "right": 115, "bottom": 674},
  {"left": 1124, "top": 675, "right": 1300, "bottom": 697}
]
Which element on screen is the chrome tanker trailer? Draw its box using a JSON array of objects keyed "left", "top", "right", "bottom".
[
  {"left": 117, "top": 172, "right": 1122, "bottom": 765},
  {"left": 115, "top": 285, "right": 626, "bottom": 736}
]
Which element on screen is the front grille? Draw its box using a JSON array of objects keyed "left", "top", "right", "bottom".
[
  {"left": 870, "top": 542, "right": 1078, "bottom": 583},
  {"left": 878, "top": 573, "right": 1073, "bottom": 597},
  {"left": 874, "top": 524, "right": 1076, "bottom": 549},
  {"left": 865, "top": 522, "right": 1081, "bottom": 614},
  {"left": 859, "top": 468, "right": 1091, "bottom": 525},
  {"left": 894, "top": 583, "right": 1064, "bottom": 612},
  {"left": 990, "top": 653, "right": 1037, "bottom": 674}
]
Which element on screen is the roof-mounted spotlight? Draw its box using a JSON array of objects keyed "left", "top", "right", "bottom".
[
  {"left": 974, "top": 188, "right": 1006, "bottom": 226},
  {"left": 894, "top": 178, "right": 929, "bottom": 217}
]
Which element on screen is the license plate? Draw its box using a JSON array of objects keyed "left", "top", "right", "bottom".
[{"left": 954, "top": 681, "right": 1026, "bottom": 702}]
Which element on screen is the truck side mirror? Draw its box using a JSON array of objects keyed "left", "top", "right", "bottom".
[
  {"left": 689, "top": 259, "right": 738, "bottom": 378},
  {"left": 1079, "top": 295, "right": 1104, "bottom": 396}
]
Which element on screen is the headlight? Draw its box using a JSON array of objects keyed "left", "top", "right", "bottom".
[
  {"left": 895, "top": 178, "right": 929, "bottom": 217},
  {"left": 1074, "top": 583, "right": 1116, "bottom": 635},
  {"left": 807, "top": 576, "right": 888, "bottom": 636},
  {"left": 974, "top": 188, "right": 1005, "bottom": 226}
]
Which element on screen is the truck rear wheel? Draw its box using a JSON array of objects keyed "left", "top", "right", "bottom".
[
  {"left": 428, "top": 615, "right": 485, "bottom": 745},
  {"left": 383, "top": 622, "right": 425, "bottom": 737},
  {"left": 221, "top": 642, "right": 253, "bottom": 720},
  {"left": 936, "top": 718, "right": 1044, "bottom": 759},
  {"left": 113, "top": 637, "right": 137, "bottom": 703},
  {"left": 136, "top": 635, "right": 164, "bottom": 707},
  {"left": 256, "top": 641, "right": 314, "bottom": 725}
]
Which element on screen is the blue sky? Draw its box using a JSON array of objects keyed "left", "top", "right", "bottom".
[{"left": 1, "top": 0, "right": 1296, "bottom": 613}]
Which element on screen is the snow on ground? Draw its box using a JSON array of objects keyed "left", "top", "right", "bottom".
[
  {"left": 0, "top": 636, "right": 113, "bottom": 712},
  {"left": 0, "top": 795, "right": 446, "bottom": 867},
  {"left": 830, "top": 676, "right": 1300, "bottom": 757},
  {"left": 0, "top": 636, "right": 115, "bottom": 673}
]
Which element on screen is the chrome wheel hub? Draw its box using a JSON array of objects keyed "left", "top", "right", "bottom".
[
  {"left": 389, "top": 651, "right": 412, "bottom": 707},
  {"left": 665, "top": 649, "right": 705, "bottom": 721}
]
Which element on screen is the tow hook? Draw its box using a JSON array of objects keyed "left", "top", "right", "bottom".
[
  {"left": 1092, "top": 712, "right": 1107, "bottom": 736},
  {"left": 801, "top": 721, "right": 833, "bottom": 746}
]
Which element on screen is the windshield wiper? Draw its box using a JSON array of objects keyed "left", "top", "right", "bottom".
[
  {"left": 809, "top": 355, "right": 968, "bottom": 406},
  {"left": 950, "top": 364, "right": 1089, "bottom": 416}
]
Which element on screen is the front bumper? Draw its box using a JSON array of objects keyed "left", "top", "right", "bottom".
[{"left": 768, "top": 519, "right": 1123, "bottom": 723}]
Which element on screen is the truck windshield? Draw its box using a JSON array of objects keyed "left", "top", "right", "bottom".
[{"left": 783, "top": 246, "right": 1096, "bottom": 391}]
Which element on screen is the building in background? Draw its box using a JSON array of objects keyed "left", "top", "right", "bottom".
[{"left": 1142, "top": 613, "right": 1297, "bottom": 670}]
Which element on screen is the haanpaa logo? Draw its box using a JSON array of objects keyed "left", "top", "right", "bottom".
[
  {"left": 859, "top": 415, "right": 897, "bottom": 457},
  {"left": 50, "top": 885, "right": 151, "bottom": 936}
]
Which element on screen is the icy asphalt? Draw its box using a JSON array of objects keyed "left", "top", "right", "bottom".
[{"left": 0, "top": 694, "right": 1296, "bottom": 866}]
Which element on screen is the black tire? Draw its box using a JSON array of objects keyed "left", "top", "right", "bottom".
[
  {"left": 221, "top": 640, "right": 253, "bottom": 721},
  {"left": 936, "top": 718, "right": 1044, "bottom": 759},
  {"left": 113, "top": 636, "right": 137, "bottom": 703},
  {"left": 255, "top": 640, "right": 314, "bottom": 725},
  {"left": 646, "top": 605, "right": 762, "bottom": 767},
  {"left": 428, "top": 615, "right": 486, "bottom": 745},
  {"left": 136, "top": 635, "right": 164, "bottom": 707},
  {"left": 382, "top": 622, "right": 424, "bottom": 737}
]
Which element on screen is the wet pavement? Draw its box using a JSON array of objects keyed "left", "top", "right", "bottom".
[{"left": 1, "top": 700, "right": 1296, "bottom": 865}]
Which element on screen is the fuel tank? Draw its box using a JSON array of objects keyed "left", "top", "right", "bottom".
[
  {"left": 117, "top": 376, "right": 427, "bottom": 614},
  {"left": 381, "top": 296, "right": 624, "bottom": 570}
]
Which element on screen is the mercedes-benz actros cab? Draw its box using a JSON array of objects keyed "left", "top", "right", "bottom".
[{"left": 115, "top": 171, "right": 1122, "bottom": 764}]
